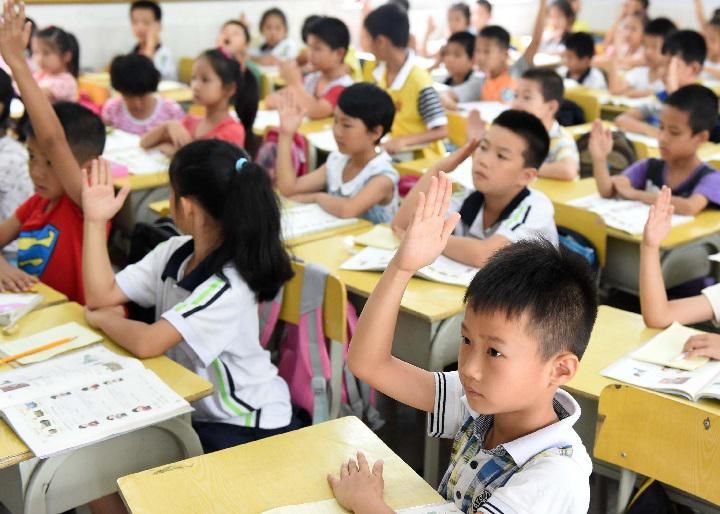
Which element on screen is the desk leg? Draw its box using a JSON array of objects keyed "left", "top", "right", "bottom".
[{"left": 616, "top": 469, "right": 637, "bottom": 514}]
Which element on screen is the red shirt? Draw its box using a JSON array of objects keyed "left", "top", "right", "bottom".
[
  {"left": 182, "top": 115, "right": 246, "bottom": 148},
  {"left": 15, "top": 194, "right": 86, "bottom": 304}
]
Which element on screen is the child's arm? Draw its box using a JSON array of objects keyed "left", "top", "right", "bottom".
[
  {"left": 615, "top": 110, "right": 660, "bottom": 138},
  {"left": 539, "top": 157, "right": 579, "bottom": 181},
  {"left": 381, "top": 127, "right": 448, "bottom": 155},
  {"left": 311, "top": 176, "right": 394, "bottom": 218},
  {"left": 140, "top": 121, "right": 192, "bottom": 150},
  {"left": 279, "top": 62, "right": 336, "bottom": 119},
  {"left": 328, "top": 452, "right": 393, "bottom": 514},
  {"left": 589, "top": 119, "right": 618, "bottom": 197},
  {"left": 0, "top": 3, "right": 82, "bottom": 205},
  {"left": 627, "top": 189, "right": 708, "bottom": 216},
  {"left": 523, "top": 0, "right": 547, "bottom": 65},
  {"left": 443, "top": 233, "right": 510, "bottom": 267},
  {"left": 640, "top": 186, "right": 715, "bottom": 327},
  {"left": 348, "top": 173, "right": 459, "bottom": 412},
  {"left": 0, "top": 216, "right": 37, "bottom": 291},
  {"left": 695, "top": 0, "right": 708, "bottom": 30}
]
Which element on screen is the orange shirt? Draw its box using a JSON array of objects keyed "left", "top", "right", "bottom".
[{"left": 481, "top": 71, "right": 516, "bottom": 103}]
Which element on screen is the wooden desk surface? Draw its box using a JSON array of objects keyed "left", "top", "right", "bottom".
[
  {"left": 79, "top": 73, "right": 193, "bottom": 103},
  {"left": 0, "top": 302, "right": 212, "bottom": 469},
  {"left": 32, "top": 282, "right": 68, "bottom": 307},
  {"left": 118, "top": 416, "right": 444, "bottom": 514},
  {"left": 292, "top": 229, "right": 466, "bottom": 321},
  {"left": 567, "top": 306, "right": 720, "bottom": 418},
  {"left": 149, "top": 199, "right": 170, "bottom": 217}
]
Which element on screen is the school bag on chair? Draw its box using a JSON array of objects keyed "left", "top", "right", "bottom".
[
  {"left": 255, "top": 128, "right": 308, "bottom": 184},
  {"left": 576, "top": 130, "right": 637, "bottom": 178},
  {"left": 259, "top": 262, "right": 384, "bottom": 429}
]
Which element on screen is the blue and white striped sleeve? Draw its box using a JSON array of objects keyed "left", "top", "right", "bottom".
[{"left": 418, "top": 86, "right": 448, "bottom": 129}]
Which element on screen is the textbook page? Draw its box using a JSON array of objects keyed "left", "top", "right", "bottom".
[
  {"left": 281, "top": 203, "right": 357, "bottom": 240},
  {"left": 457, "top": 101, "right": 508, "bottom": 122},
  {"left": 0, "top": 293, "right": 43, "bottom": 326},
  {"left": 103, "top": 129, "right": 142, "bottom": 154},
  {"left": 354, "top": 225, "right": 400, "bottom": 250},
  {"left": 449, "top": 158, "right": 474, "bottom": 192},
  {"left": 253, "top": 110, "right": 281, "bottom": 133},
  {"left": 0, "top": 345, "right": 142, "bottom": 410},
  {"left": 568, "top": 194, "right": 694, "bottom": 234},
  {"left": 631, "top": 322, "right": 709, "bottom": 371},
  {"left": 104, "top": 147, "right": 170, "bottom": 175},
  {"left": 0, "top": 322, "right": 104, "bottom": 365},
  {"left": 2, "top": 367, "right": 191, "bottom": 458}
]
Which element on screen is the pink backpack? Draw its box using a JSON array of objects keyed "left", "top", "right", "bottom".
[
  {"left": 259, "top": 263, "right": 383, "bottom": 429},
  {"left": 255, "top": 128, "right": 308, "bottom": 184}
]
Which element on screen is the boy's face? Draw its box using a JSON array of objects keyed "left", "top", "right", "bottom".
[
  {"left": 122, "top": 93, "right": 156, "bottom": 120},
  {"left": 471, "top": 124, "right": 536, "bottom": 195},
  {"left": 447, "top": 9, "right": 468, "bottom": 34},
  {"left": 458, "top": 307, "right": 564, "bottom": 415},
  {"left": 364, "top": 30, "right": 391, "bottom": 62},
  {"left": 306, "top": 35, "right": 343, "bottom": 72},
  {"left": 261, "top": 15, "right": 287, "bottom": 47},
  {"left": 657, "top": 105, "right": 708, "bottom": 161},
  {"left": 562, "top": 48, "right": 590, "bottom": 77},
  {"left": 332, "top": 106, "right": 381, "bottom": 155},
  {"left": 26, "top": 136, "right": 65, "bottom": 200},
  {"left": 472, "top": 4, "right": 491, "bottom": 31},
  {"left": 643, "top": 34, "right": 666, "bottom": 68},
  {"left": 475, "top": 37, "right": 507, "bottom": 76},
  {"left": 217, "top": 24, "right": 248, "bottom": 57},
  {"left": 443, "top": 41, "right": 473, "bottom": 77},
  {"left": 130, "top": 8, "right": 158, "bottom": 42},
  {"left": 511, "top": 79, "right": 555, "bottom": 125}
]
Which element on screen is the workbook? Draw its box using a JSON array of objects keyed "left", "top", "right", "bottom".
[
  {"left": 281, "top": 203, "right": 358, "bottom": 241},
  {"left": 601, "top": 323, "right": 720, "bottom": 402},
  {"left": 0, "top": 322, "right": 104, "bottom": 365},
  {"left": 0, "top": 293, "right": 43, "bottom": 327},
  {"left": 353, "top": 225, "right": 400, "bottom": 250},
  {"left": 0, "top": 345, "right": 191, "bottom": 458},
  {"left": 341, "top": 247, "right": 478, "bottom": 287},
  {"left": 568, "top": 194, "right": 693, "bottom": 235}
]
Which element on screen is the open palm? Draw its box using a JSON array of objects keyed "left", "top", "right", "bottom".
[
  {"left": 82, "top": 159, "right": 130, "bottom": 223},
  {"left": 643, "top": 185, "right": 673, "bottom": 247}
]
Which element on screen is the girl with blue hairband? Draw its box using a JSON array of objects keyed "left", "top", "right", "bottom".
[{"left": 81, "top": 140, "right": 301, "bottom": 462}]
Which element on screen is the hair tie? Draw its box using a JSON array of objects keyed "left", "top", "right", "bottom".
[{"left": 235, "top": 157, "right": 249, "bottom": 172}]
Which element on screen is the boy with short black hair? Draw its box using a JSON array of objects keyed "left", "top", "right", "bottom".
[
  {"left": 559, "top": 31, "right": 607, "bottom": 89},
  {"left": 512, "top": 68, "right": 580, "bottom": 180},
  {"left": 329, "top": 179, "right": 596, "bottom": 513},
  {"left": 592, "top": 84, "right": 720, "bottom": 216},
  {"left": 616, "top": 29, "right": 706, "bottom": 138},
  {"left": 440, "top": 31, "right": 484, "bottom": 109},
  {"left": 130, "top": 0, "right": 176, "bottom": 80}
]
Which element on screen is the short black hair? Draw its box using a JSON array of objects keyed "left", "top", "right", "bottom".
[
  {"left": 449, "top": 2, "right": 471, "bottom": 24},
  {"left": 306, "top": 16, "right": 350, "bottom": 52},
  {"left": 522, "top": 68, "right": 564, "bottom": 105},
  {"left": 364, "top": 3, "right": 410, "bottom": 48},
  {"left": 447, "top": 31, "right": 476, "bottom": 59},
  {"left": 644, "top": 17, "right": 676, "bottom": 39},
  {"left": 337, "top": 83, "right": 395, "bottom": 144},
  {"left": 662, "top": 29, "right": 707, "bottom": 67},
  {"left": 549, "top": 0, "right": 576, "bottom": 24},
  {"left": 388, "top": 0, "right": 410, "bottom": 11},
  {"left": 223, "top": 19, "right": 251, "bottom": 46},
  {"left": 492, "top": 109, "right": 550, "bottom": 168},
  {"left": 130, "top": 0, "right": 161, "bottom": 21},
  {"left": 664, "top": 84, "right": 719, "bottom": 135},
  {"left": 110, "top": 54, "right": 160, "bottom": 96},
  {"left": 478, "top": 25, "right": 510, "bottom": 50},
  {"left": 260, "top": 7, "right": 288, "bottom": 31},
  {"left": 564, "top": 32, "right": 595, "bottom": 59},
  {"left": 464, "top": 239, "right": 598, "bottom": 361},
  {"left": 639, "top": 0, "right": 649, "bottom": 8},
  {"left": 0, "top": 68, "right": 13, "bottom": 129},
  {"left": 477, "top": 0, "right": 492, "bottom": 14},
  {"left": 300, "top": 15, "right": 322, "bottom": 44},
  {"left": 24, "top": 102, "right": 105, "bottom": 163}
]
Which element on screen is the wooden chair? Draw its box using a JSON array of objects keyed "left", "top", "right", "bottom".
[
  {"left": 447, "top": 111, "right": 468, "bottom": 148},
  {"left": 77, "top": 80, "right": 111, "bottom": 107},
  {"left": 565, "top": 88, "right": 601, "bottom": 123},
  {"left": 631, "top": 139, "right": 650, "bottom": 160},
  {"left": 177, "top": 57, "right": 194, "bottom": 85},
  {"left": 595, "top": 384, "right": 720, "bottom": 512},
  {"left": 553, "top": 202, "right": 607, "bottom": 269}
]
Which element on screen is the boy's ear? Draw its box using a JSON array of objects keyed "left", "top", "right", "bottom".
[
  {"left": 690, "top": 61, "right": 702, "bottom": 77},
  {"left": 62, "top": 51, "right": 72, "bottom": 65},
  {"left": 548, "top": 352, "right": 579, "bottom": 386},
  {"left": 693, "top": 128, "right": 710, "bottom": 145},
  {"left": 518, "top": 165, "right": 538, "bottom": 186},
  {"left": 547, "top": 99, "right": 560, "bottom": 117},
  {"left": 369, "top": 124, "right": 384, "bottom": 144}
]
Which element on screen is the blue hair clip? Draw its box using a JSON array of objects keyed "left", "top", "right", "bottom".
[{"left": 235, "top": 157, "right": 248, "bottom": 172}]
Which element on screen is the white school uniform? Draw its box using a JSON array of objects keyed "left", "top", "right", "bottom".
[
  {"left": 623, "top": 66, "right": 664, "bottom": 94},
  {"left": 702, "top": 283, "right": 720, "bottom": 323},
  {"left": 115, "top": 236, "right": 292, "bottom": 429}
]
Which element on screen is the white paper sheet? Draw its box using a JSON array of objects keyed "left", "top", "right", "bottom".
[
  {"left": 0, "top": 322, "right": 103, "bottom": 364},
  {"left": 457, "top": 101, "right": 508, "bottom": 122},
  {"left": 103, "top": 129, "right": 142, "bottom": 154},
  {"left": 281, "top": 203, "right": 357, "bottom": 240},
  {"left": 253, "top": 110, "right": 281, "bottom": 132},
  {"left": 104, "top": 147, "right": 170, "bottom": 175},
  {"left": 305, "top": 130, "right": 338, "bottom": 153},
  {"left": 631, "top": 322, "right": 709, "bottom": 371}
]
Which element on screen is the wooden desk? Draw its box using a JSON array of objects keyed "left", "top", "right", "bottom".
[
  {"left": 113, "top": 171, "right": 169, "bottom": 192},
  {"left": 149, "top": 199, "right": 170, "bottom": 217},
  {"left": 118, "top": 416, "right": 444, "bottom": 514},
  {"left": 31, "top": 282, "right": 68, "bottom": 308},
  {"left": 79, "top": 73, "right": 193, "bottom": 104}
]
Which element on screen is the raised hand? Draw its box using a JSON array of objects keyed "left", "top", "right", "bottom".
[
  {"left": 0, "top": 0, "right": 32, "bottom": 66},
  {"left": 643, "top": 185, "right": 673, "bottom": 248},
  {"left": 276, "top": 91, "right": 306, "bottom": 136},
  {"left": 466, "top": 109, "right": 486, "bottom": 142},
  {"left": 432, "top": 137, "right": 480, "bottom": 175},
  {"left": 81, "top": 159, "right": 131, "bottom": 223},
  {"left": 588, "top": 119, "right": 613, "bottom": 161},
  {"left": 393, "top": 172, "right": 459, "bottom": 273}
]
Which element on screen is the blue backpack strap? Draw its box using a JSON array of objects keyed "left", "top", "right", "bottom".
[{"left": 674, "top": 164, "right": 715, "bottom": 199}]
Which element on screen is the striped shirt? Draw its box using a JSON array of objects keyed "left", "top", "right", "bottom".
[
  {"left": 115, "top": 235, "right": 292, "bottom": 429},
  {"left": 546, "top": 121, "right": 580, "bottom": 167}
]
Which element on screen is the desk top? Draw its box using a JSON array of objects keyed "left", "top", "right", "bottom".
[
  {"left": 113, "top": 171, "right": 169, "bottom": 192},
  {"left": 567, "top": 306, "right": 720, "bottom": 418},
  {"left": 79, "top": 73, "right": 193, "bottom": 103},
  {"left": 32, "top": 282, "right": 68, "bottom": 307},
  {"left": 0, "top": 302, "right": 212, "bottom": 469},
  {"left": 292, "top": 229, "right": 466, "bottom": 321},
  {"left": 118, "top": 416, "right": 444, "bottom": 514}
]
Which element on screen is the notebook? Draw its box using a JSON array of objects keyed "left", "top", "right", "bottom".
[
  {"left": 354, "top": 225, "right": 400, "bottom": 250},
  {"left": 0, "top": 322, "right": 103, "bottom": 365},
  {"left": 281, "top": 203, "right": 358, "bottom": 241},
  {"left": 630, "top": 322, "right": 709, "bottom": 371},
  {"left": 0, "top": 345, "right": 191, "bottom": 458},
  {"left": 0, "top": 293, "right": 43, "bottom": 327}
]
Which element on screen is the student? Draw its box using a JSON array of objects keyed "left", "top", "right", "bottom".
[
  {"left": 591, "top": 85, "right": 720, "bottom": 216},
  {"left": 216, "top": 19, "right": 262, "bottom": 84},
  {"left": 102, "top": 54, "right": 184, "bottom": 135},
  {"left": 0, "top": 2, "right": 106, "bottom": 303},
  {"left": 640, "top": 186, "right": 720, "bottom": 360},
  {"left": 393, "top": 109, "right": 557, "bottom": 268},
  {"left": 31, "top": 25, "right": 79, "bottom": 102},
  {"left": 268, "top": 16, "right": 353, "bottom": 120},
  {"left": 608, "top": 17, "right": 676, "bottom": 97},
  {"left": 440, "top": 32, "right": 481, "bottom": 108},
  {"left": 595, "top": 12, "right": 645, "bottom": 71},
  {"left": 420, "top": 3, "right": 472, "bottom": 58},
  {"left": 275, "top": 84, "right": 399, "bottom": 224},
  {"left": 141, "top": 49, "right": 257, "bottom": 156},
  {"left": 558, "top": 31, "right": 608, "bottom": 90},
  {"left": 694, "top": 0, "right": 720, "bottom": 81},
  {"left": 250, "top": 7, "right": 299, "bottom": 65},
  {"left": 615, "top": 30, "right": 706, "bottom": 138},
  {"left": 362, "top": 3, "right": 447, "bottom": 158},
  {"left": 129, "top": 0, "right": 177, "bottom": 81},
  {"left": 541, "top": 0, "right": 575, "bottom": 55},
  {"left": 329, "top": 178, "right": 596, "bottom": 513},
  {"left": 472, "top": 0, "right": 492, "bottom": 33},
  {"left": 512, "top": 68, "right": 580, "bottom": 180},
  {"left": 603, "top": 0, "right": 649, "bottom": 50},
  {"left": 0, "top": 69, "right": 32, "bottom": 257},
  {"left": 569, "top": 0, "right": 590, "bottom": 32}
]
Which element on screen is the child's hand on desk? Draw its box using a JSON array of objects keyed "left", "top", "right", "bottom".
[
  {"left": 643, "top": 186, "right": 673, "bottom": 248},
  {"left": 165, "top": 121, "right": 192, "bottom": 149},
  {"left": 683, "top": 333, "right": 720, "bottom": 360},
  {"left": 0, "top": 0, "right": 32, "bottom": 65},
  {"left": 328, "top": 452, "right": 389, "bottom": 514},
  {"left": 82, "top": 159, "right": 131, "bottom": 223},
  {"left": 0, "top": 260, "right": 36, "bottom": 293},
  {"left": 612, "top": 176, "right": 639, "bottom": 201},
  {"left": 392, "top": 172, "right": 459, "bottom": 273},
  {"left": 277, "top": 92, "right": 306, "bottom": 136},
  {"left": 588, "top": 119, "right": 613, "bottom": 162}
]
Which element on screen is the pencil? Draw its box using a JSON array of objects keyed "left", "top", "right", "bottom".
[{"left": 1, "top": 336, "right": 77, "bottom": 364}]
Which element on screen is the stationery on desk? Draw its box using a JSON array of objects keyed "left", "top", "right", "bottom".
[
  {"left": 0, "top": 322, "right": 103, "bottom": 365},
  {"left": 281, "top": 203, "right": 358, "bottom": 241},
  {"left": 601, "top": 322, "right": 720, "bottom": 402},
  {"left": 353, "top": 224, "right": 400, "bottom": 250},
  {"left": 0, "top": 345, "right": 191, "bottom": 458},
  {"left": 0, "top": 293, "right": 43, "bottom": 327}
]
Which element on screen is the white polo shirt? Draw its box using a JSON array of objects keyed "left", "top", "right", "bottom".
[
  {"left": 702, "top": 283, "right": 720, "bottom": 323},
  {"left": 428, "top": 371, "right": 591, "bottom": 513},
  {"left": 115, "top": 236, "right": 292, "bottom": 429},
  {"left": 449, "top": 187, "right": 559, "bottom": 247}
]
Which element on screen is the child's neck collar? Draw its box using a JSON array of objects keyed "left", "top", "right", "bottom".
[
  {"left": 204, "top": 102, "right": 229, "bottom": 123},
  {"left": 486, "top": 398, "right": 559, "bottom": 449},
  {"left": 348, "top": 147, "right": 378, "bottom": 167},
  {"left": 385, "top": 47, "right": 409, "bottom": 73},
  {"left": 487, "top": 66, "right": 508, "bottom": 79},
  {"left": 321, "top": 66, "right": 347, "bottom": 81}
]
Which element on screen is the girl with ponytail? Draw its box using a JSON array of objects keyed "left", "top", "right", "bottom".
[
  {"left": 81, "top": 140, "right": 297, "bottom": 452},
  {"left": 32, "top": 25, "right": 79, "bottom": 101}
]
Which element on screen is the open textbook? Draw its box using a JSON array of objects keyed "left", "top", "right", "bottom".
[
  {"left": 341, "top": 247, "right": 478, "bottom": 287},
  {"left": 569, "top": 194, "right": 694, "bottom": 235},
  {"left": 281, "top": 203, "right": 358, "bottom": 241},
  {"left": 0, "top": 345, "right": 191, "bottom": 458},
  {"left": 0, "top": 293, "right": 43, "bottom": 327},
  {"left": 262, "top": 499, "right": 460, "bottom": 514},
  {"left": 103, "top": 129, "right": 170, "bottom": 175},
  {"left": 602, "top": 323, "right": 720, "bottom": 402}
]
